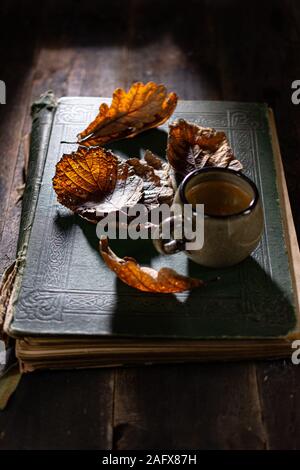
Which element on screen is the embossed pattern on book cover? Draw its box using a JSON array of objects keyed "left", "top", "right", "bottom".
[{"left": 10, "top": 99, "right": 296, "bottom": 338}]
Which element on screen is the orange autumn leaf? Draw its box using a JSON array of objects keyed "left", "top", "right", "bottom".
[
  {"left": 53, "top": 147, "right": 144, "bottom": 223},
  {"left": 167, "top": 119, "right": 243, "bottom": 175},
  {"left": 77, "top": 82, "right": 178, "bottom": 146},
  {"left": 99, "top": 237, "right": 205, "bottom": 293}
]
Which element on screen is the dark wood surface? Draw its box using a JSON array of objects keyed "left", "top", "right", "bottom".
[{"left": 0, "top": 0, "right": 300, "bottom": 450}]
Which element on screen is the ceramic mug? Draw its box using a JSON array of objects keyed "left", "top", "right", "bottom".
[{"left": 153, "top": 167, "right": 264, "bottom": 268}]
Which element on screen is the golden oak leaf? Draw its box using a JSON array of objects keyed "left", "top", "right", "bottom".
[
  {"left": 167, "top": 119, "right": 243, "bottom": 175},
  {"left": 77, "top": 82, "right": 178, "bottom": 146},
  {"left": 53, "top": 147, "right": 144, "bottom": 223},
  {"left": 99, "top": 237, "right": 205, "bottom": 293}
]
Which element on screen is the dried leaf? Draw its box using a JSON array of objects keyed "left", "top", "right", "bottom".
[
  {"left": 99, "top": 237, "right": 205, "bottom": 293},
  {"left": 53, "top": 147, "right": 144, "bottom": 222},
  {"left": 77, "top": 82, "right": 178, "bottom": 146},
  {"left": 127, "top": 150, "right": 175, "bottom": 208},
  {"left": 167, "top": 119, "right": 243, "bottom": 175}
]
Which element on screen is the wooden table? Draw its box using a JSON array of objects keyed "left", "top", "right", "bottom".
[{"left": 0, "top": 0, "right": 300, "bottom": 450}]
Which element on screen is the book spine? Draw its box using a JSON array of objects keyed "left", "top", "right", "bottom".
[
  {"left": 18, "top": 91, "right": 57, "bottom": 249},
  {"left": 0, "top": 92, "right": 57, "bottom": 336}
]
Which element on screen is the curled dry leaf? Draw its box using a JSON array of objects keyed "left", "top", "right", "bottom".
[
  {"left": 77, "top": 82, "right": 178, "bottom": 146},
  {"left": 53, "top": 147, "right": 144, "bottom": 223},
  {"left": 53, "top": 148, "right": 174, "bottom": 222},
  {"left": 99, "top": 237, "right": 205, "bottom": 293},
  {"left": 167, "top": 119, "right": 243, "bottom": 175},
  {"left": 127, "top": 150, "right": 174, "bottom": 208}
]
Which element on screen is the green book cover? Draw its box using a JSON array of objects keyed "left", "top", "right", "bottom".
[{"left": 4, "top": 96, "right": 300, "bottom": 340}]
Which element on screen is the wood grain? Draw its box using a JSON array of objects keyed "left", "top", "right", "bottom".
[
  {"left": 0, "top": 369, "right": 114, "bottom": 449},
  {"left": 113, "top": 364, "right": 267, "bottom": 450},
  {"left": 0, "top": 0, "right": 300, "bottom": 450}
]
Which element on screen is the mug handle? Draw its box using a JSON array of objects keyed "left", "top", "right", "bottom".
[{"left": 152, "top": 214, "right": 187, "bottom": 255}]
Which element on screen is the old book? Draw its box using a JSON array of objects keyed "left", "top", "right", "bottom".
[{"left": 1, "top": 93, "right": 300, "bottom": 371}]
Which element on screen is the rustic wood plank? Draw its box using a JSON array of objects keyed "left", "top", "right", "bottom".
[
  {"left": 0, "top": 369, "right": 114, "bottom": 449},
  {"left": 113, "top": 364, "right": 267, "bottom": 449},
  {"left": 255, "top": 360, "right": 300, "bottom": 450}
]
